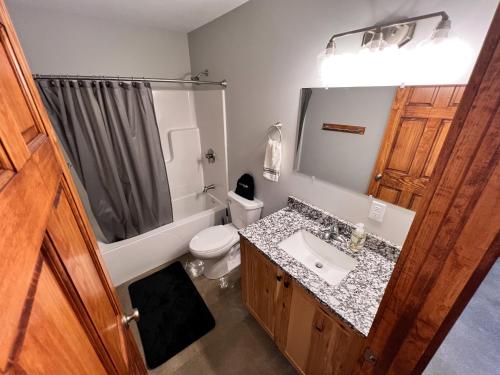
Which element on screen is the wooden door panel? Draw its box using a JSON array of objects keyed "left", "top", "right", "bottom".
[
  {"left": 0, "top": 137, "right": 61, "bottom": 369},
  {"left": 377, "top": 186, "right": 400, "bottom": 203},
  {"left": 433, "top": 86, "right": 456, "bottom": 106},
  {"left": 0, "top": 24, "right": 42, "bottom": 148},
  {"left": 368, "top": 85, "right": 465, "bottom": 210},
  {"left": 450, "top": 86, "right": 465, "bottom": 106},
  {"left": 423, "top": 120, "right": 452, "bottom": 177},
  {"left": 379, "top": 171, "right": 428, "bottom": 194},
  {"left": 47, "top": 189, "right": 129, "bottom": 374},
  {"left": 15, "top": 260, "right": 107, "bottom": 375},
  {"left": 409, "top": 195, "right": 423, "bottom": 212},
  {"left": 387, "top": 118, "right": 426, "bottom": 172},
  {"left": 0, "top": 90, "right": 31, "bottom": 169},
  {"left": 409, "top": 119, "right": 441, "bottom": 176},
  {"left": 407, "top": 86, "right": 437, "bottom": 105}
]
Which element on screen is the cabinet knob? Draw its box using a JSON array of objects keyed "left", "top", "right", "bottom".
[
  {"left": 276, "top": 275, "right": 282, "bottom": 282},
  {"left": 122, "top": 308, "right": 140, "bottom": 326},
  {"left": 284, "top": 281, "right": 290, "bottom": 288},
  {"left": 374, "top": 173, "right": 383, "bottom": 182}
]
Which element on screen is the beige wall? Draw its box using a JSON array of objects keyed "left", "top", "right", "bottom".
[{"left": 6, "top": 2, "right": 191, "bottom": 77}]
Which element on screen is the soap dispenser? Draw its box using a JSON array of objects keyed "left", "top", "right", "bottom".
[{"left": 350, "top": 223, "right": 366, "bottom": 251}]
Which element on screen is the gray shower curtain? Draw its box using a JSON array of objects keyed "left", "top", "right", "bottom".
[{"left": 36, "top": 79, "right": 173, "bottom": 243}]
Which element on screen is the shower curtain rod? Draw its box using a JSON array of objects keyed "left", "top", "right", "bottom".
[{"left": 33, "top": 74, "right": 228, "bottom": 88}]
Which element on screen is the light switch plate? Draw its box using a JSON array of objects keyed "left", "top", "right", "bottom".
[{"left": 368, "top": 200, "right": 386, "bottom": 223}]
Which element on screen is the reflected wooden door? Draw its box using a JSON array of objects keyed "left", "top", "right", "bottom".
[
  {"left": 367, "top": 85, "right": 465, "bottom": 210},
  {"left": 0, "top": 1, "right": 146, "bottom": 373}
]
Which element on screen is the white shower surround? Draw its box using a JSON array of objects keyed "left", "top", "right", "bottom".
[
  {"left": 99, "top": 88, "right": 229, "bottom": 285},
  {"left": 99, "top": 193, "right": 226, "bottom": 285}
]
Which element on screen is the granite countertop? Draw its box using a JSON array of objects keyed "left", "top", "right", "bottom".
[{"left": 239, "top": 196, "right": 401, "bottom": 337}]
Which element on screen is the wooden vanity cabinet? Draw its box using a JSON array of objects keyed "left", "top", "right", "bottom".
[{"left": 240, "top": 237, "right": 365, "bottom": 375}]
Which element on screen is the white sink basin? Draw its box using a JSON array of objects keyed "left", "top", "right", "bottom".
[{"left": 278, "top": 230, "right": 357, "bottom": 286}]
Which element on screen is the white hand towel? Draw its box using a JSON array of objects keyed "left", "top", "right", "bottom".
[{"left": 263, "top": 139, "right": 281, "bottom": 182}]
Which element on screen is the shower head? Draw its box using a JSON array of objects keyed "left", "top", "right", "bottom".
[{"left": 191, "top": 69, "right": 209, "bottom": 81}]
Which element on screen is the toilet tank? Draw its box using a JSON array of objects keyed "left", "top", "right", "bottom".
[{"left": 227, "top": 191, "right": 264, "bottom": 229}]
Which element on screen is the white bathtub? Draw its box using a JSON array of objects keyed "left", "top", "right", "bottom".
[{"left": 99, "top": 193, "right": 226, "bottom": 286}]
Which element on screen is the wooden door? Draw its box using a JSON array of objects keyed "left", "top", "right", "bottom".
[
  {"left": 367, "top": 85, "right": 465, "bottom": 210},
  {"left": 0, "top": 2, "right": 146, "bottom": 373},
  {"left": 240, "top": 237, "right": 278, "bottom": 337}
]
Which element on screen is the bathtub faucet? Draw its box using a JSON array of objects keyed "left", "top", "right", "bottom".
[{"left": 203, "top": 184, "right": 216, "bottom": 193}]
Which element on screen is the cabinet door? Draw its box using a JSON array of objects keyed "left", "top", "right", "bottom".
[
  {"left": 241, "top": 238, "right": 279, "bottom": 337},
  {"left": 284, "top": 281, "right": 366, "bottom": 375},
  {"left": 306, "top": 308, "right": 336, "bottom": 375},
  {"left": 283, "top": 281, "right": 316, "bottom": 374}
]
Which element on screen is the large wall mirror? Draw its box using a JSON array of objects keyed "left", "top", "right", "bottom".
[{"left": 294, "top": 85, "right": 465, "bottom": 211}]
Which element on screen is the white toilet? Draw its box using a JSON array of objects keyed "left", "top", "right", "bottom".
[{"left": 189, "top": 191, "right": 263, "bottom": 279}]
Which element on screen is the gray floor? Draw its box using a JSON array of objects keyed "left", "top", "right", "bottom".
[
  {"left": 424, "top": 259, "right": 500, "bottom": 375},
  {"left": 116, "top": 255, "right": 297, "bottom": 375}
]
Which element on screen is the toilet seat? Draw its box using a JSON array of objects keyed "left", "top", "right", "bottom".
[{"left": 189, "top": 224, "right": 239, "bottom": 258}]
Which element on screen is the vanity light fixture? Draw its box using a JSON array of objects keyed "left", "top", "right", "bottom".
[
  {"left": 321, "top": 11, "right": 448, "bottom": 57},
  {"left": 319, "top": 11, "right": 473, "bottom": 86}
]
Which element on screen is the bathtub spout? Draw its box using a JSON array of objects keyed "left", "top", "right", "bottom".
[{"left": 203, "top": 184, "right": 216, "bottom": 193}]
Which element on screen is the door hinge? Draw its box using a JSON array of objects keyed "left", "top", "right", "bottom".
[{"left": 363, "top": 347, "right": 377, "bottom": 365}]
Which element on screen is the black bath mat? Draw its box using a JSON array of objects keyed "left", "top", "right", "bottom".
[{"left": 128, "top": 261, "right": 215, "bottom": 369}]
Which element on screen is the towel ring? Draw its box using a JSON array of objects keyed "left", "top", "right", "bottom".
[{"left": 267, "top": 122, "right": 282, "bottom": 142}]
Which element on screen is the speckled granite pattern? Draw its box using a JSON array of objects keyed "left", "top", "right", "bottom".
[{"left": 239, "top": 196, "right": 402, "bottom": 337}]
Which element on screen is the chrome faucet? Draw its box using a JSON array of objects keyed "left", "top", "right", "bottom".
[
  {"left": 203, "top": 184, "right": 216, "bottom": 193},
  {"left": 320, "top": 223, "right": 340, "bottom": 242}
]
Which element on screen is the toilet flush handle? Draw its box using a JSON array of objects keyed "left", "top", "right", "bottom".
[{"left": 122, "top": 308, "right": 140, "bottom": 326}]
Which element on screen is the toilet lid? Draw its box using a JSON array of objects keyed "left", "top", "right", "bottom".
[{"left": 190, "top": 225, "right": 238, "bottom": 254}]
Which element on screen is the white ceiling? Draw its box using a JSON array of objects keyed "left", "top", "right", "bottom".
[{"left": 8, "top": 0, "right": 249, "bottom": 32}]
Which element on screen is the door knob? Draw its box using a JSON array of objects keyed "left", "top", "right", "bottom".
[
  {"left": 374, "top": 173, "right": 383, "bottom": 182},
  {"left": 122, "top": 308, "right": 140, "bottom": 326}
]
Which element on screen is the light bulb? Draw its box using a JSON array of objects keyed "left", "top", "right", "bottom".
[{"left": 413, "top": 20, "right": 474, "bottom": 83}]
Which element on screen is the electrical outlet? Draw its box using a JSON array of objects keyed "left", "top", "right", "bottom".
[{"left": 368, "top": 200, "right": 386, "bottom": 223}]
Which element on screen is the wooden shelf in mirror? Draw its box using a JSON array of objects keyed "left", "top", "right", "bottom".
[{"left": 322, "top": 123, "right": 366, "bottom": 135}]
